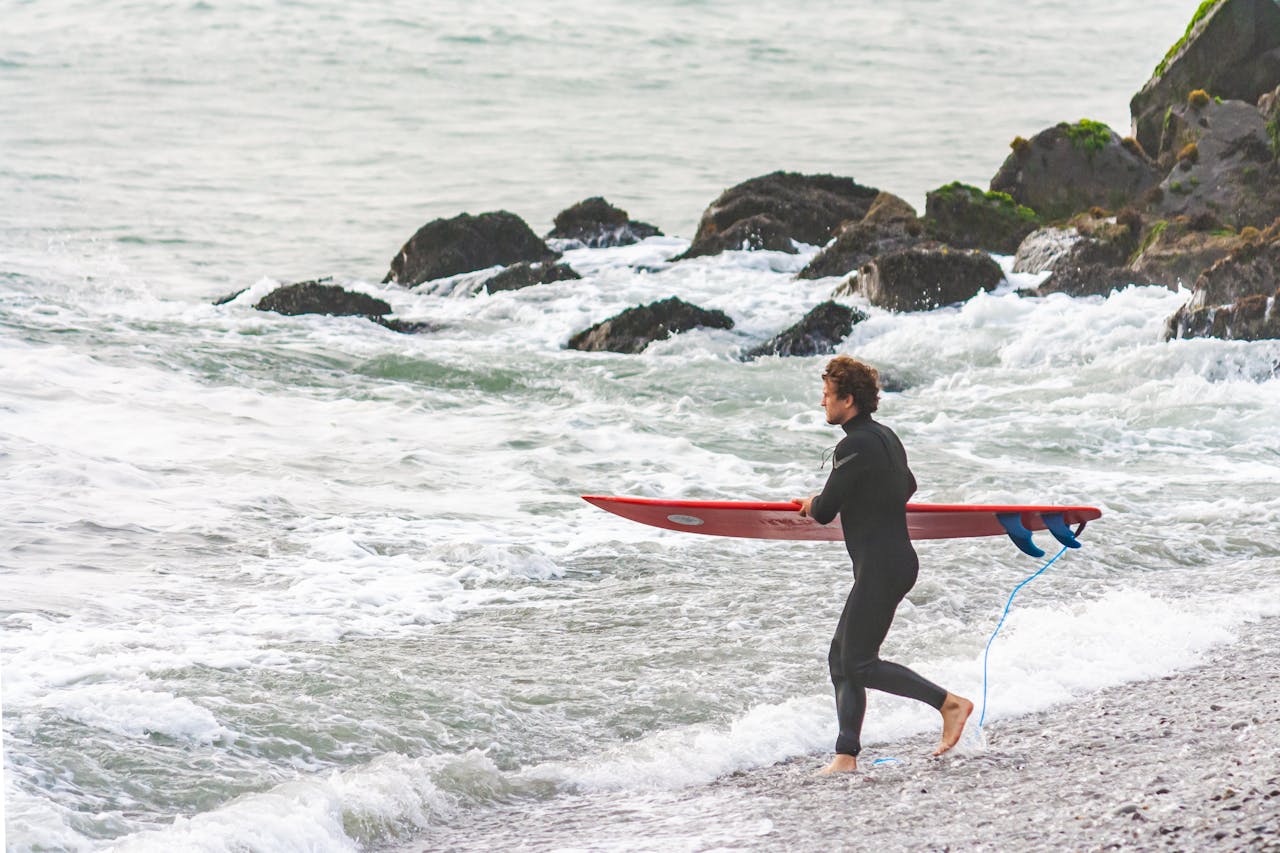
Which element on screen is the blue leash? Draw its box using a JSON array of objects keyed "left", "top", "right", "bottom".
[{"left": 978, "top": 544, "right": 1071, "bottom": 728}]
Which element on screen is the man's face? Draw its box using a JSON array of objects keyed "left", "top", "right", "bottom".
[{"left": 821, "top": 378, "right": 857, "bottom": 425}]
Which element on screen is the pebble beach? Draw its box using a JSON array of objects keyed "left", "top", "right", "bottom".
[{"left": 415, "top": 614, "right": 1280, "bottom": 852}]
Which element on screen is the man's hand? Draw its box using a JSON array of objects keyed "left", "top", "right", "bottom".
[{"left": 794, "top": 496, "right": 815, "bottom": 518}]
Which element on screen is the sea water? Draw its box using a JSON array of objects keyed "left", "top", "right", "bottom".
[{"left": 4, "top": 2, "right": 1280, "bottom": 851}]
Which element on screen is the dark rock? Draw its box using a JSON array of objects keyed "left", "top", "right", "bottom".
[
  {"left": 796, "top": 192, "right": 925, "bottom": 280},
  {"left": 212, "top": 288, "right": 247, "bottom": 306},
  {"left": 857, "top": 247, "right": 1004, "bottom": 312},
  {"left": 1130, "top": 221, "right": 1245, "bottom": 289},
  {"left": 384, "top": 211, "right": 559, "bottom": 287},
  {"left": 676, "top": 172, "right": 881, "bottom": 260},
  {"left": 923, "top": 182, "right": 1040, "bottom": 254},
  {"left": 254, "top": 281, "right": 391, "bottom": 317},
  {"left": 1149, "top": 98, "right": 1280, "bottom": 229},
  {"left": 1029, "top": 212, "right": 1145, "bottom": 294},
  {"left": 546, "top": 197, "right": 662, "bottom": 248},
  {"left": 877, "top": 370, "right": 908, "bottom": 393},
  {"left": 990, "top": 121, "right": 1160, "bottom": 221},
  {"left": 861, "top": 191, "right": 921, "bottom": 229},
  {"left": 567, "top": 296, "right": 734, "bottom": 353},
  {"left": 1167, "top": 288, "right": 1280, "bottom": 340},
  {"left": 1036, "top": 264, "right": 1143, "bottom": 297},
  {"left": 742, "top": 301, "right": 867, "bottom": 359},
  {"left": 481, "top": 261, "right": 581, "bottom": 294},
  {"left": 798, "top": 223, "right": 930, "bottom": 280},
  {"left": 1188, "top": 234, "right": 1280, "bottom": 308},
  {"left": 684, "top": 213, "right": 797, "bottom": 257},
  {"left": 1130, "top": 0, "right": 1280, "bottom": 157},
  {"left": 370, "top": 316, "right": 441, "bottom": 335},
  {"left": 1166, "top": 230, "right": 1280, "bottom": 340}
]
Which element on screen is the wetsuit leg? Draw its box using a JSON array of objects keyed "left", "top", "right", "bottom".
[{"left": 830, "top": 566, "right": 947, "bottom": 756}]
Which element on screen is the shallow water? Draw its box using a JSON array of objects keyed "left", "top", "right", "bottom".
[{"left": 5, "top": 2, "right": 1279, "bottom": 851}]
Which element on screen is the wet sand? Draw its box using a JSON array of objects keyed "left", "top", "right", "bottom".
[{"left": 419, "top": 614, "right": 1280, "bottom": 852}]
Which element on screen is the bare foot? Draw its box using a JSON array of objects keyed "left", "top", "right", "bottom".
[
  {"left": 933, "top": 693, "right": 974, "bottom": 756},
  {"left": 818, "top": 754, "right": 858, "bottom": 775}
]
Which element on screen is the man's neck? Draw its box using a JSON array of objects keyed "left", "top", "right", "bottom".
[{"left": 840, "top": 411, "right": 870, "bottom": 432}]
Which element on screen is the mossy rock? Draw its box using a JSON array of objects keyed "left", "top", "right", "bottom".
[
  {"left": 990, "top": 122, "right": 1159, "bottom": 222},
  {"left": 923, "top": 182, "right": 1040, "bottom": 254},
  {"left": 1130, "top": 0, "right": 1280, "bottom": 157},
  {"left": 1154, "top": 0, "right": 1226, "bottom": 79},
  {"left": 1150, "top": 99, "right": 1280, "bottom": 228}
]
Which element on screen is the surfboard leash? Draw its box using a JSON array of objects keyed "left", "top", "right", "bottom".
[{"left": 977, "top": 543, "right": 1072, "bottom": 729}]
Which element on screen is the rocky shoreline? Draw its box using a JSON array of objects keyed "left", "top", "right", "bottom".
[
  {"left": 227, "top": 0, "right": 1280, "bottom": 356},
  {"left": 711, "top": 613, "right": 1280, "bottom": 852},
  {"left": 419, "top": 615, "right": 1280, "bottom": 852}
]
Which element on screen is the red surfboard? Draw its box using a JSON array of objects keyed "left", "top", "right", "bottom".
[{"left": 581, "top": 495, "right": 1102, "bottom": 554}]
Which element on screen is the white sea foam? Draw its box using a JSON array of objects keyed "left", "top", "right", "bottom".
[
  {"left": 517, "top": 582, "right": 1280, "bottom": 793},
  {"left": 42, "top": 684, "right": 232, "bottom": 743},
  {"left": 6, "top": 0, "right": 1276, "bottom": 849},
  {"left": 6, "top": 251, "right": 1280, "bottom": 852},
  {"left": 106, "top": 753, "right": 465, "bottom": 853},
  {"left": 29, "top": 649, "right": 1189, "bottom": 853}
]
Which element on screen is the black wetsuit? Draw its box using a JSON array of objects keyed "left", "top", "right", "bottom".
[{"left": 809, "top": 411, "right": 947, "bottom": 757}]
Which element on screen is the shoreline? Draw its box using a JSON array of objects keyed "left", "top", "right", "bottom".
[
  {"left": 720, "top": 612, "right": 1280, "bottom": 851},
  {"left": 418, "top": 613, "right": 1280, "bottom": 852}
]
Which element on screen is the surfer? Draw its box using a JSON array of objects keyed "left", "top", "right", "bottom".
[{"left": 796, "top": 356, "right": 973, "bottom": 774}]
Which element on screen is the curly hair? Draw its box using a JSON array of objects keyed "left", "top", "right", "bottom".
[{"left": 822, "top": 356, "right": 880, "bottom": 415}]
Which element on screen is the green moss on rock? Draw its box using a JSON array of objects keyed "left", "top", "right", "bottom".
[
  {"left": 1136, "top": 220, "right": 1170, "bottom": 258},
  {"left": 1060, "top": 119, "right": 1113, "bottom": 154},
  {"left": 931, "top": 182, "right": 1037, "bottom": 221},
  {"left": 923, "top": 182, "right": 1040, "bottom": 253},
  {"left": 1153, "top": 0, "right": 1224, "bottom": 78}
]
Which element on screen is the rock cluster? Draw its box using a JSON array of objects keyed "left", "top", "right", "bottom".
[{"left": 224, "top": 0, "right": 1280, "bottom": 351}]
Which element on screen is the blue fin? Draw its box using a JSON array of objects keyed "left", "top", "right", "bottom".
[
  {"left": 1039, "top": 512, "right": 1082, "bottom": 549},
  {"left": 996, "top": 512, "right": 1045, "bottom": 558}
]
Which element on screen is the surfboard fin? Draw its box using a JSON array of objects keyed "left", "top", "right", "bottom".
[
  {"left": 1039, "top": 512, "right": 1082, "bottom": 549},
  {"left": 996, "top": 512, "right": 1045, "bottom": 558}
]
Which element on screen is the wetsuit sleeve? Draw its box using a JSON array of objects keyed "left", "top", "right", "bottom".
[{"left": 809, "top": 438, "right": 867, "bottom": 525}]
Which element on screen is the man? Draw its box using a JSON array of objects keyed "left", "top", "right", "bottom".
[{"left": 796, "top": 356, "right": 972, "bottom": 774}]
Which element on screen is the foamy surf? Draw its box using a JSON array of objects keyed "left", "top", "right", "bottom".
[{"left": 5, "top": 2, "right": 1277, "bottom": 849}]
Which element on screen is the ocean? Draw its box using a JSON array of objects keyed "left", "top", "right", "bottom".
[{"left": 4, "top": 1, "right": 1280, "bottom": 850}]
